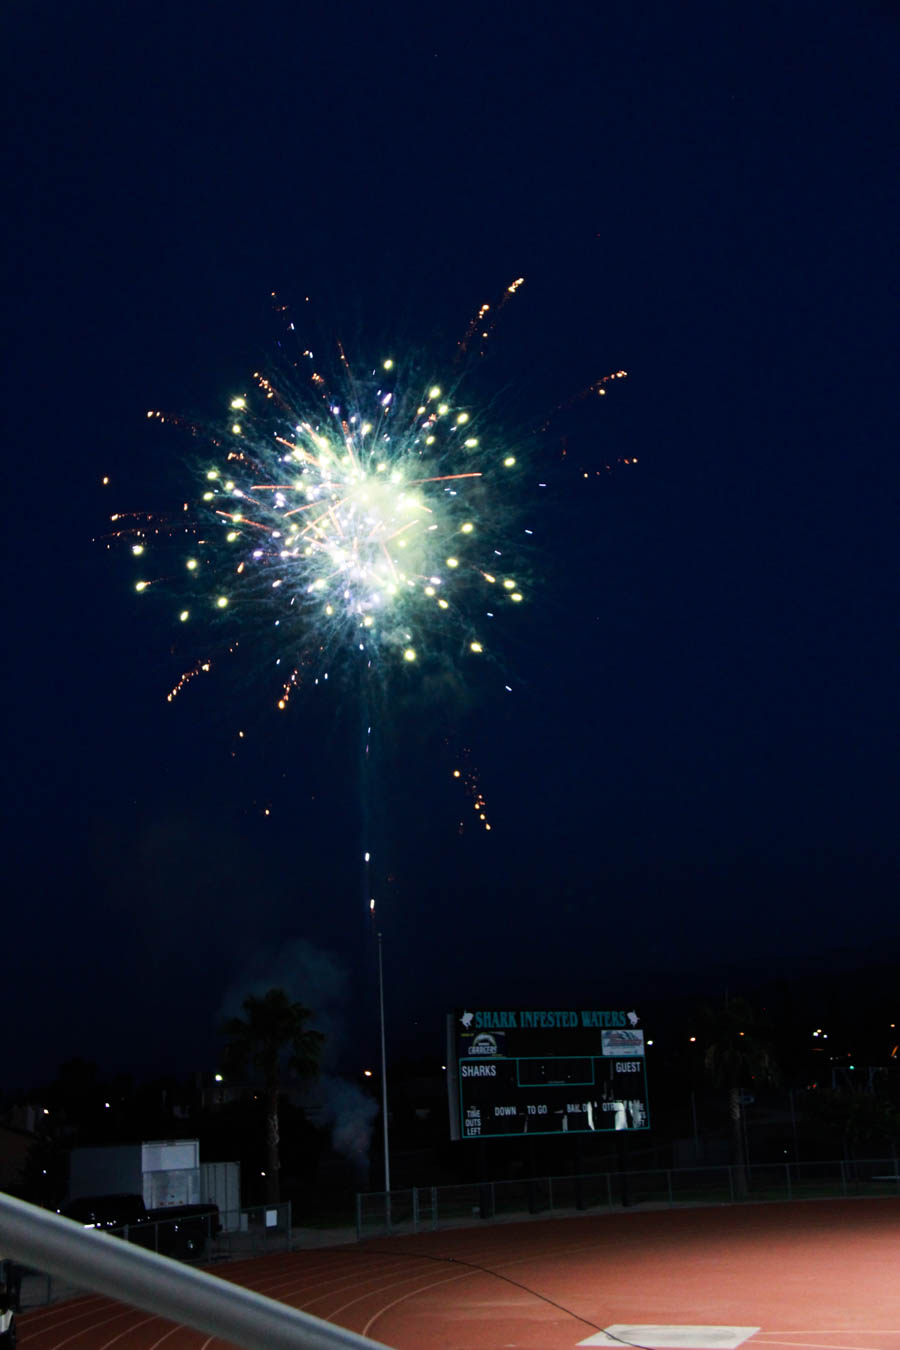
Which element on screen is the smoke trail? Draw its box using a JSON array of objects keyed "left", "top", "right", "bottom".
[{"left": 304, "top": 1075, "right": 378, "bottom": 1183}]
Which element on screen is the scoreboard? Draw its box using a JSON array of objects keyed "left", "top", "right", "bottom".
[{"left": 447, "top": 1008, "right": 650, "bottom": 1140}]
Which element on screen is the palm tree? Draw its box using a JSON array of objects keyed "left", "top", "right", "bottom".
[
  {"left": 702, "top": 996, "right": 779, "bottom": 1198},
  {"left": 222, "top": 988, "right": 324, "bottom": 1205}
]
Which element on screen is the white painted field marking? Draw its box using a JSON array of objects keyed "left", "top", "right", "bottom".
[
  {"left": 752, "top": 1340, "right": 900, "bottom": 1350},
  {"left": 578, "top": 1327, "right": 760, "bottom": 1349}
]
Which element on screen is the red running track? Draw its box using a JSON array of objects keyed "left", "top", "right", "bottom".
[{"left": 18, "top": 1198, "right": 900, "bottom": 1350}]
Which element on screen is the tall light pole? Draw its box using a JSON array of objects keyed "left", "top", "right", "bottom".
[{"left": 377, "top": 931, "right": 391, "bottom": 1227}]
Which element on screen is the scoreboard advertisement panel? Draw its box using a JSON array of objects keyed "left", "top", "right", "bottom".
[{"left": 447, "top": 1008, "right": 650, "bottom": 1140}]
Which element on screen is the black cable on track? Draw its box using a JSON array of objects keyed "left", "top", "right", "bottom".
[{"left": 361, "top": 1244, "right": 654, "bottom": 1349}]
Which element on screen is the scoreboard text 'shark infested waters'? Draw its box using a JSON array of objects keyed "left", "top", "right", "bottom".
[{"left": 447, "top": 1008, "right": 650, "bottom": 1140}]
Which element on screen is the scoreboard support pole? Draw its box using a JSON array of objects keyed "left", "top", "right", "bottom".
[
  {"left": 574, "top": 1134, "right": 586, "bottom": 1210},
  {"left": 478, "top": 1139, "right": 494, "bottom": 1219},
  {"left": 616, "top": 1127, "right": 632, "bottom": 1207},
  {"left": 527, "top": 1138, "right": 541, "bottom": 1214}
]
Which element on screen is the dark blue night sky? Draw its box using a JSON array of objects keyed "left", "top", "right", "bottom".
[{"left": 4, "top": 1, "right": 898, "bottom": 1087}]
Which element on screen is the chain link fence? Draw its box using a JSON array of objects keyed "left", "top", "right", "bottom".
[
  {"left": 356, "top": 1156, "right": 900, "bottom": 1237},
  {"left": 17, "top": 1202, "right": 292, "bottom": 1309}
]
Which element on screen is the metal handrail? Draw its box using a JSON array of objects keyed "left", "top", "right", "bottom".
[{"left": 0, "top": 1191, "right": 387, "bottom": 1350}]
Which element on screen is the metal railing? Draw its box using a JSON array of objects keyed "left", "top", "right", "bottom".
[
  {"left": 0, "top": 1191, "right": 386, "bottom": 1350},
  {"left": 16, "top": 1201, "right": 294, "bottom": 1308},
  {"left": 356, "top": 1156, "right": 900, "bottom": 1237}
]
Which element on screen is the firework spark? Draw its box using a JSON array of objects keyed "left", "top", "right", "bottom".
[
  {"left": 125, "top": 336, "right": 531, "bottom": 689},
  {"left": 166, "top": 658, "right": 212, "bottom": 702},
  {"left": 452, "top": 754, "right": 493, "bottom": 834}
]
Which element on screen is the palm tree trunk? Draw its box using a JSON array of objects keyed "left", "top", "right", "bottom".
[
  {"left": 265, "top": 1084, "right": 280, "bottom": 1205},
  {"left": 729, "top": 1085, "right": 747, "bottom": 1198}
]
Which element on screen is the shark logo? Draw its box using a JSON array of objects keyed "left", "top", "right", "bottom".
[
  {"left": 627, "top": 1010, "right": 640, "bottom": 1026},
  {"left": 460, "top": 1010, "right": 474, "bottom": 1029}
]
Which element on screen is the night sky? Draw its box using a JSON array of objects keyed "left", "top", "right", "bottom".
[{"left": 5, "top": 1, "right": 899, "bottom": 1090}]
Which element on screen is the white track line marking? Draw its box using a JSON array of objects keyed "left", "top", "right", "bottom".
[
  {"left": 96, "top": 1315, "right": 160, "bottom": 1350},
  {"left": 146, "top": 1324, "right": 185, "bottom": 1350},
  {"left": 20, "top": 1297, "right": 107, "bottom": 1327},
  {"left": 20, "top": 1302, "right": 118, "bottom": 1340},
  {"left": 361, "top": 1270, "right": 486, "bottom": 1338},
  {"left": 28, "top": 1308, "right": 147, "bottom": 1350},
  {"left": 752, "top": 1340, "right": 898, "bottom": 1349}
]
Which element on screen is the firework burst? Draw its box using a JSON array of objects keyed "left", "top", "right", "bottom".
[
  {"left": 110, "top": 283, "right": 629, "bottom": 853},
  {"left": 133, "top": 346, "right": 528, "bottom": 689}
]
